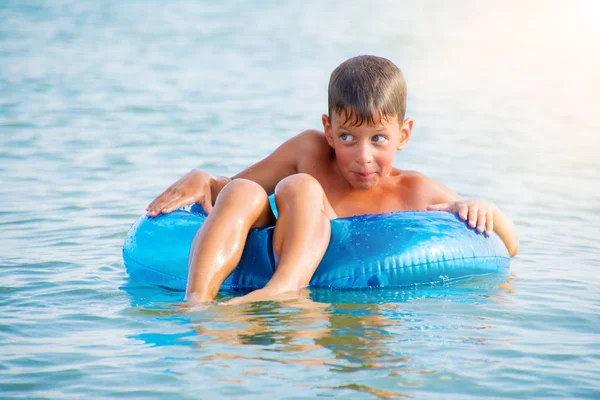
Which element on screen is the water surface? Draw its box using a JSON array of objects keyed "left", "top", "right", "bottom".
[{"left": 1, "top": 1, "right": 599, "bottom": 398}]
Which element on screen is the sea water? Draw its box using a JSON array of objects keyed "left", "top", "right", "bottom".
[{"left": 1, "top": 1, "right": 599, "bottom": 398}]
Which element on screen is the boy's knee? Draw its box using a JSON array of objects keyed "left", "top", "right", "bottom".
[
  {"left": 275, "top": 173, "right": 323, "bottom": 200},
  {"left": 220, "top": 179, "right": 268, "bottom": 205}
]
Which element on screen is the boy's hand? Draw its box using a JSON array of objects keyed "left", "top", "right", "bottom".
[
  {"left": 146, "top": 170, "right": 214, "bottom": 217},
  {"left": 426, "top": 199, "right": 495, "bottom": 235}
]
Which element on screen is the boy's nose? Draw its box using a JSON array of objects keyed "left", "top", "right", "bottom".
[{"left": 355, "top": 145, "right": 373, "bottom": 165}]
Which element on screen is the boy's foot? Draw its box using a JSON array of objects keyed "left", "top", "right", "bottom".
[
  {"left": 223, "top": 287, "right": 300, "bottom": 305},
  {"left": 185, "top": 291, "right": 216, "bottom": 305}
]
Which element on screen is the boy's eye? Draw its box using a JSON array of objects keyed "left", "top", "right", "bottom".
[
  {"left": 340, "top": 133, "right": 352, "bottom": 142},
  {"left": 372, "top": 135, "right": 387, "bottom": 143}
]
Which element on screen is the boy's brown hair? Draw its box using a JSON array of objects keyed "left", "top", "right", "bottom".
[{"left": 328, "top": 55, "right": 407, "bottom": 126}]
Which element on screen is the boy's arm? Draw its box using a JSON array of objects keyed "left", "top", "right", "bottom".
[
  {"left": 427, "top": 199, "right": 519, "bottom": 256},
  {"left": 416, "top": 176, "right": 519, "bottom": 257},
  {"left": 487, "top": 204, "right": 519, "bottom": 256},
  {"left": 231, "top": 131, "right": 310, "bottom": 193},
  {"left": 146, "top": 131, "right": 310, "bottom": 216}
]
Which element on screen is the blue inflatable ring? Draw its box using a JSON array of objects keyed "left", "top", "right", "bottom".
[{"left": 123, "top": 202, "right": 510, "bottom": 292}]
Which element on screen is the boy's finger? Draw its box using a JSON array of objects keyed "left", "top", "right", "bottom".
[
  {"left": 476, "top": 209, "right": 486, "bottom": 232},
  {"left": 202, "top": 186, "right": 213, "bottom": 214},
  {"left": 150, "top": 190, "right": 177, "bottom": 211},
  {"left": 146, "top": 200, "right": 165, "bottom": 216},
  {"left": 161, "top": 197, "right": 189, "bottom": 214},
  {"left": 467, "top": 206, "right": 478, "bottom": 227},
  {"left": 149, "top": 195, "right": 172, "bottom": 214},
  {"left": 458, "top": 203, "right": 468, "bottom": 220},
  {"left": 426, "top": 203, "right": 448, "bottom": 211},
  {"left": 201, "top": 198, "right": 213, "bottom": 214},
  {"left": 146, "top": 192, "right": 166, "bottom": 210},
  {"left": 486, "top": 216, "right": 494, "bottom": 236}
]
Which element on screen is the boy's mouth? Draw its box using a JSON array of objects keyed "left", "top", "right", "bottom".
[{"left": 353, "top": 172, "right": 375, "bottom": 180}]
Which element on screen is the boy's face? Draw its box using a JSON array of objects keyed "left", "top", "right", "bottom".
[{"left": 323, "top": 112, "right": 413, "bottom": 190}]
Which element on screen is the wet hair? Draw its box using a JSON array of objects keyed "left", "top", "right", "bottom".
[{"left": 328, "top": 55, "right": 407, "bottom": 126}]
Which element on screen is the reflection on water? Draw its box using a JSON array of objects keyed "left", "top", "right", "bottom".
[{"left": 122, "top": 275, "right": 515, "bottom": 398}]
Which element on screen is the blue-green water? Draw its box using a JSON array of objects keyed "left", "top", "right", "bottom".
[{"left": 1, "top": 1, "right": 599, "bottom": 398}]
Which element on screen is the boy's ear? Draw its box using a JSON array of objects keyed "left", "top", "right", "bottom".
[
  {"left": 397, "top": 117, "right": 414, "bottom": 150},
  {"left": 322, "top": 114, "right": 334, "bottom": 147}
]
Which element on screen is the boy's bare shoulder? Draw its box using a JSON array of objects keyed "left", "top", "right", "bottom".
[
  {"left": 397, "top": 170, "right": 459, "bottom": 205},
  {"left": 398, "top": 170, "right": 433, "bottom": 185},
  {"left": 292, "top": 129, "right": 329, "bottom": 148},
  {"left": 289, "top": 129, "right": 332, "bottom": 158}
]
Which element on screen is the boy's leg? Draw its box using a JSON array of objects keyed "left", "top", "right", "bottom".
[
  {"left": 226, "top": 173, "right": 336, "bottom": 304},
  {"left": 185, "top": 179, "right": 275, "bottom": 303}
]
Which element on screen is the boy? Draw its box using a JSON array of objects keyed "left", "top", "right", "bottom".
[{"left": 146, "top": 55, "right": 519, "bottom": 305}]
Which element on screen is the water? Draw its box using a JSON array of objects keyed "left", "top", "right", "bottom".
[{"left": 1, "top": 0, "right": 599, "bottom": 398}]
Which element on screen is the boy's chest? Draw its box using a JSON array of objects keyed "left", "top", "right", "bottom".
[
  {"left": 313, "top": 175, "right": 425, "bottom": 217},
  {"left": 325, "top": 189, "right": 422, "bottom": 217},
  {"left": 298, "top": 153, "right": 429, "bottom": 216}
]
